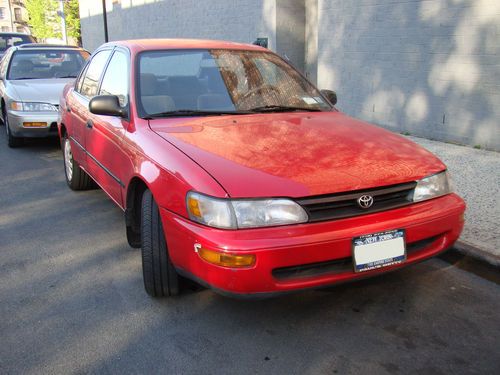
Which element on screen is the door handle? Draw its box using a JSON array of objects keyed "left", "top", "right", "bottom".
[{"left": 86, "top": 120, "right": 93, "bottom": 129}]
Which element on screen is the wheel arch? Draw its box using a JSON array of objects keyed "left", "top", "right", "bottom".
[{"left": 125, "top": 176, "right": 150, "bottom": 248}]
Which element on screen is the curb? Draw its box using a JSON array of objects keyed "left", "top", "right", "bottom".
[{"left": 453, "top": 240, "right": 500, "bottom": 268}]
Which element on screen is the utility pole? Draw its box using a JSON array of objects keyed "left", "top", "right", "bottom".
[
  {"left": 7, "top": 0, "right": 14, "bottom": 32},
  {"left": 102, "top": 0, "right": 109, "bottom": 43},
  {"left": 58, "top": 0, "right": 68, "bottom": 44}
]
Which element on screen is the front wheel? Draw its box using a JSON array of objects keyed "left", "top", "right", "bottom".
[
  {"left": 141, "top": 189, "right": 180, "bottom": 297},
  {"left": 62, "top": 134, "right": 93, "bottom": 190},
  {"left": 4, "top": 111, "right": 23, "bottom": 148}
]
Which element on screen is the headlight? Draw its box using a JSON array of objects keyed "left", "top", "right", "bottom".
[
  {"left": 413, "top": 171, "right": 453, "bottom": 202},
  {"left": 10, "top": 101, "right": 58, "bottom": 112},
  {"left": 187, "top": 192, "right": 308, "bottom": 229}
]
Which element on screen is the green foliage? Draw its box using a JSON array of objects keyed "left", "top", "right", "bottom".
[
  {"left": 64, "top": 0, "right": 81, "bottom": 43},
  {"left": 25, "top": 0, "right": 61, "bottom": 41}
]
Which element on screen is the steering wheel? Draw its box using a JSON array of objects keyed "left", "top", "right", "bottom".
[{"left": 240, "top": 85, "right": 281, "bottom": 102}]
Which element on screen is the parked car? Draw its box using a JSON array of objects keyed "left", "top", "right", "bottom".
[
  {"left": 0, "top": 32, "right": 36, "bottom": 59},
  {"left": 0, "top": 44, "right": 90, "bottom": 147},
  {"left": 59, "top": 39, "right": 466, "bottom": 298}
]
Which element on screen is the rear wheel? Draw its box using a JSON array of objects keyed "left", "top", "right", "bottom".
[
  {"left": 62, "top": 134, "right": 93, "bottom": 190},
  {"left": 4, "top": 110, "right": 23, "bottom": 148},
  {"left": 141, "top": 189, "right": 180, "bottom": 297}
]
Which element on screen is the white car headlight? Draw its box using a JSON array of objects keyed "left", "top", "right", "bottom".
[
  {"left": 10, "top": 101, "right": 58, "bottom": 112},
  {"left": 187, "top": 192, "right": 308, "bottom": 229},
  {"left": 413, "top": 171, "right": 453, "bottom": 202}
]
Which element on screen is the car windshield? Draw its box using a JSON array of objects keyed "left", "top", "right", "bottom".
[
  {"left": 7, "top": 49, "right": 90, "bottom": 80},
  {"left": 0, "top": 34, "right": 34, "bottom": 52},
  {"left": 137, "top": 49, "right": 331, "bottom": 117}
]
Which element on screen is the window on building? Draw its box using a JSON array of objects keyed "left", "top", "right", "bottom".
[
  {"left": 14, "top": 8, "right": 21, "bottom": 22},
  {"left": 16, "top": 27, "right": 24, "bottom": 33},
  {"left": 0, "top": 7, "right": 6, "bottom": 20},
  {"left": 1, "top": 26, "right": 10, "bottom": 32}
]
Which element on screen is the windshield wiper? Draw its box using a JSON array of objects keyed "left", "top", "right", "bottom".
[
  {"left": 144, "top": 109, "right": 252, "bottom": 119},
  {"left": 56, "top": 75, "right": 78, "bottom": 78},
  {"left": 249, "top": 105, "right": 322, "bottom": 113},
  {"left": 11, "top": 77, "right": 37, "bottom": 80}
]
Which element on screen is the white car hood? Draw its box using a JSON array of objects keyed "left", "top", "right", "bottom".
[{"left": 8, "top": 78, "right": 75, "bottom": 105}]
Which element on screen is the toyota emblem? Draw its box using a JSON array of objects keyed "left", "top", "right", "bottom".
[{"left": 357, "top": 195, "right": 374, "bottom": 209}]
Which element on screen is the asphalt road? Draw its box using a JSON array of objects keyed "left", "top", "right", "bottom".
[{"left": 0, "top": 130, "right": 499, "bottom": 375}]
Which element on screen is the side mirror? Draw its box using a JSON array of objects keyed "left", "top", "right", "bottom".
[
  {"left": 89, "top": 95, "right": 127, "bottom": 117},
  {"left": 321, "top": 89, "right": 337, "bottom": 106}
]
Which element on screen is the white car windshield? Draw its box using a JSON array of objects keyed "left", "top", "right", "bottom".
[
  {"left": 7, "top": 49, "right": 90, "bottom": 80},
  {"left": 137, "top": 49, "right": 331, "bottom": 117}
]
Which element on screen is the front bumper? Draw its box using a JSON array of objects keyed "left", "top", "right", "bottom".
[
  {"left": 161, "top": 193, "right": 465, "bottom": 296},
  {"left": 7, "top": 110, "right": 59, "bottom": 138}
]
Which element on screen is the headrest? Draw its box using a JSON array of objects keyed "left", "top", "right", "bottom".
[{"left": 140, "top": 73, "right": 158, "bottom": 96}]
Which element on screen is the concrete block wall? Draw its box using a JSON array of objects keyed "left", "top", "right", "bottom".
[
  {"left": 79, "top": 0, "right": 500, "bottom": 150},
  {"left": 317, "top": 0, "right": 500, "bottom": 150},
  {"left": 79, "top": 0, "right": 277, "bottom": 53},
  {"left": 276, "top": 0, "right": 306, "bottom": 72}
]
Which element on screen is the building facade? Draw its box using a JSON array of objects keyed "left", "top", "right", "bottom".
[
  {"left": 0, "top": 0, "right": 30, "bottom": 34},
  {"left": 79, "top": 0, "right": 500, "bottom": 151}
]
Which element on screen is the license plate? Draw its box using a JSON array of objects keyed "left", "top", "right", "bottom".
[{"left": 353, "top": 229, "right": 406, "bottom": 273}]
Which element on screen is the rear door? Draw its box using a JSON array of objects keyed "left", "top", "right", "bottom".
[
  {"left": 84, "top": 48, "right": 130, "bottom": 207},
  {"left": 66, "top": 49, "right": 112, "bottom": 169}
]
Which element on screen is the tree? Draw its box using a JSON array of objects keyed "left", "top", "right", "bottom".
[
  {"left": 25, "top": 0, "right": 61, "bottom": 41},
  {"left": 64, "top": 0, "right": 81, "bottom": 45}
]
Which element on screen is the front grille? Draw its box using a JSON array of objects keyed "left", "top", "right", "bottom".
[
  {"left": 272, "top": 234, "right": 442, "bottom": 281},
  {"left": 296, "top": 182, "right": 417, "bottom": 222}
]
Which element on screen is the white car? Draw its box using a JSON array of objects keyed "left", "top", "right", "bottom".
[{"left": 0, "top": 44, "right": 89, "bottom": 147}]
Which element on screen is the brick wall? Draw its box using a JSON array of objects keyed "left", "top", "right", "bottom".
[
  {"left": 79, "top": 0, "right": 500, "bottom": 150},
  {"left": 276, "top": 0, "right": 306, "bottom": 72},
  {"left": 317, "top": 0, "right": 500, "bottom": 150},
  {"left": 79, "top": 0, "right": 277, "bottom": 53}
]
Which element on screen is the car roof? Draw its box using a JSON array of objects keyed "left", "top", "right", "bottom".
[
  {"left": 16, "top": 43, "right": 83, "bottom": 49},
  {"left": 101, "top": 38, "right": 267, "bottom": 53},
  {"left": 0, "top": 32, "right": 34, "bottom": 36},
  {"left": 14, "top": 44, "right": 88, "bottom": 52}
]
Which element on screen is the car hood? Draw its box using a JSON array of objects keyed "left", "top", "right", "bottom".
[
  {"left": 150, "top": 112, "right": 446, "bottom": 198},
  {"left": 8, "top": 78, "right": 75, "bottom": 105}
]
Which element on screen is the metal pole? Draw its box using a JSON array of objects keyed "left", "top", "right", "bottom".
[
  {"left": 102, "top": 0, "right": 109, "bottom": 43},
  {"left": 7, "top": 0, "right": 14, "bottom": 32},
  {"left": 58, "top": 0, "right": 68, "bottom": 44}
]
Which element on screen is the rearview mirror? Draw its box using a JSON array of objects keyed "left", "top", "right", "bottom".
[
  {"left": 89, "top": 95, "right": 127, "bottom": 117},
  {"left": 321, "top": 90, "right": 337, "bottom": 106}
]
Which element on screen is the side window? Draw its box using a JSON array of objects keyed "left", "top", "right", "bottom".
[
  {"left": 75, "top": 61, "right": 89, "bottom": 92},
  {"left": 0, "top": 49, "right": 13, "bottom": 78},
  {"left": 99, "top": 51, "right": 128, "bottom": 107},
  {"left": 79, "top": 50, "right": 112, "bottom": 98}
]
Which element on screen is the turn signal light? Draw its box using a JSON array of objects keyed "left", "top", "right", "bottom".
[
  {"left": 187, "top": 196, "right": 202, "bottom": 218},
  {"left": 198, "top": 247, "right": 255, "bottom": 268},
  {"left": 23, "top": 122, "right": 47, "bottom": 128}
]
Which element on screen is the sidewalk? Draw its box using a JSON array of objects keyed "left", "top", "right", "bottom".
[{"left": 407, "top": 136, "right": 500, "bottom": 266}]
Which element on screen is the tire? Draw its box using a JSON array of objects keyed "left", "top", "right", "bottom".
[
  {"left": 141, "top": 189, "right": 180, "bottom": 297},
  {"left": 62, "top": 134, "right": 93, "bottom": 190},
  {"left": 4, "top": 110, "right": 23, "bottom": 148}
]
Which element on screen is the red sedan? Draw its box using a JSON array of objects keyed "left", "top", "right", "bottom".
[{"left": 58, "top": 39, "right": 465, "bottom": 298}]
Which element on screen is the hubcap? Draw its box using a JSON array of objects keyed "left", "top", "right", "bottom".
[{"left": 64, "top": 138, "right": 74, "bottom": 182}]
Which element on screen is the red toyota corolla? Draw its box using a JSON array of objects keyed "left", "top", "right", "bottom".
[{"left": 58, "top": 39, "right": 465, "bottom": 298}]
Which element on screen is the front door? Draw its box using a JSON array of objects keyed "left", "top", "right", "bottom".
[{"left": 84, "top": 50, "right": 130, "bottom": 207}]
